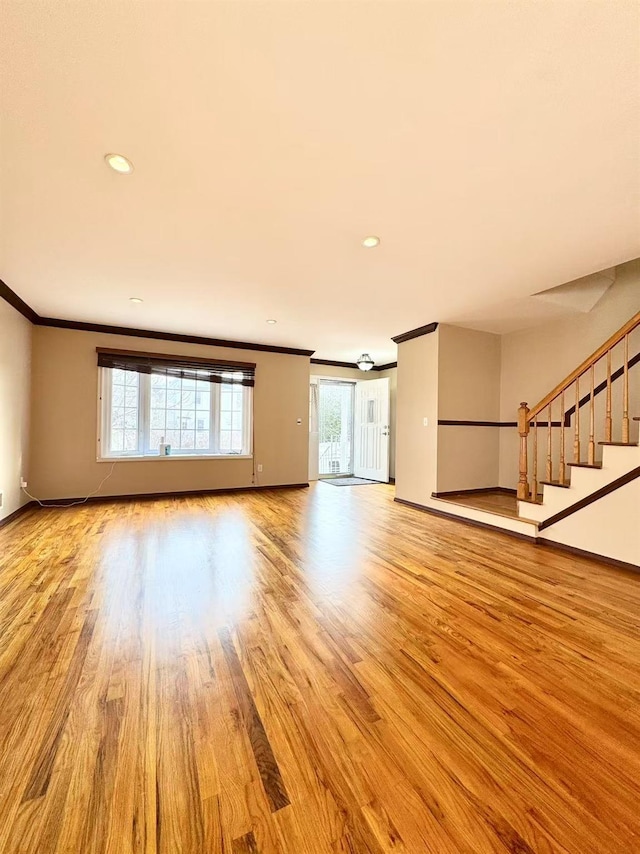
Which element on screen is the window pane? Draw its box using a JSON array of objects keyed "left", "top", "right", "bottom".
[
  {"left": 181, "top": 389, "right": 195, "bottom": 408},
  {"left": 166, "top": 430, "right": 180, "bottom": 447},
  {"left": 167, "top": 410, "right": 180, "bottom": 429},
  {"left": 181, "top": 412, "right": 195, "bottom": 430},
  {"left": 231, "top": 430, "right": 243, "bottom": 451},
  {"left": 151, "top": 388, "right": 166, "bottom": 408},
  {"left": 220, "top": 431, "right": 231, "bottom": 451},
  {"left": 151, "top": 374, "right": 166, "bottom": 388},
  {"left": 220, "top": 411, "right": 232, "bottom": 431},
  {"left": 112, "top": 386, "right": 124, "bottom": 406},
  {"left": 150, "top": 430, "right": 165, "bottom": 451},
  {"left": 124, "top": 371, "right": 138, "bottom": 387},
  {"left": 196, "top": 430, "right": 210, "bottom": 449},
  {"left": 180, "top": 431, "right": 195, "bottom": 449},
  {"left": 167, "top": 390, "right": 181, "bottom": 409},
  {"left": 124, "top": 408, "right": 138, "bottom": 429},
  {"left": 111, "top": 430, "right": 124, "bottom": 452},
  {"left": 151, "top": 409, "right": 166, "bottom": 429},
  {"left": 232, "top": 393, "right": 242, "bottom": 411},
  {"left": 196, "top": 391, "right": 210, "bottom": 411},
  {"left": 112, "top": 369, "right": 126, "bottom": 384},
  {"left": 196, "top": 413, "right": 210, "bottom": 431},
  {"left": 111, "top": 407, "right": 125, "bottom": 429},
  {"left": 124, "top": 429, "right": 138, "bottom": 450},
  {"left": 167, "top": 375, "right": 181, "bottom": 389}
]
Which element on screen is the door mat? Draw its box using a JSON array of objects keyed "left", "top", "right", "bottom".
[{"left": 321, "top": 477, "right": 380, "bottom": 486}]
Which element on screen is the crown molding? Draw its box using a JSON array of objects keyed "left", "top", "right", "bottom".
[
  {"left": 391, "top": 321, "right": 438, "bottom": 344},
  {"left": 0, "top": 279, "right": 39, "bottom": 324},
  {"left": 310, "top": 358, "right": 398, "bottom": 372},
  {"left": 0, "top": 279, "right": 315, "bottom": 357}
]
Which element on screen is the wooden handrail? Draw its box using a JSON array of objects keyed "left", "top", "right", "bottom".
[
  {"left": 527, "top": 311, "right": 640, "bottom": 421},
  {"left": 517, "top": 309, "right": 639, "bottom": 501}
]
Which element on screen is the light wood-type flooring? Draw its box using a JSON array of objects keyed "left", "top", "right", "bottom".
[{"left": 1, "top": 483, "right": 639, "bottom": 853}]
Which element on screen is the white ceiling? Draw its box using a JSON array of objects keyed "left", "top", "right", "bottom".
[{"left": 1, "top": 1, "right": 639, "bottom": 363}]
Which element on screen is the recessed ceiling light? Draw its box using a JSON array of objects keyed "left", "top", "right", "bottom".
[
  {"left": 105, "top": 153, "right": 134, "bottom": 174},
  {"left": 362, "top": 236, "right": 380, "bottom": 248},
  {"left": 266, "top": 319, "right": 277, "bottom": 324},
  {"left": 130, "top": 297, "right": 143, "bottom": 304}
]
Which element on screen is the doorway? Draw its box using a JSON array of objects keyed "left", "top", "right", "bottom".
[
  {"left": 317, "top": 380, "right": 355, "bottom": 477},
  {"left": 309, "top": 376, "right": 390, "bottom": 482}
]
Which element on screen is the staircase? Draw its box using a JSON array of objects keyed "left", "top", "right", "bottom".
[
  {"left": 430, "top": 312, "right": 639, "bottom": 564},
  {"left": 513, "top": 311, "right": 639, "bottom": 564}
]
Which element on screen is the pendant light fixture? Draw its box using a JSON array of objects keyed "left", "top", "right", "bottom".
[{"left": 356, "top": 353, "right": 375, "bottom": 371}]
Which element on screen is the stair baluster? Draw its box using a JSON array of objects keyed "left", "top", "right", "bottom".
[
  {"left": 574, "top": 376, "right": 580, "bottom": 462},
  {"left": 532, "top": 418, "right": 538, "bottom": 500},
  {"left": 588, "top": 365, "right": 595, "bottom": 465},
  {"left": 560, "top": 389, "right": 566, "bottom": 484},
  {"left": 623, "top": 334, "right": 630, "bottom": 443},
  {"left": 546, "top": 403, "right": 552, "bottom": 482},
  {"left": 605, "top": 349, "right": 612, "bottom": 442}
]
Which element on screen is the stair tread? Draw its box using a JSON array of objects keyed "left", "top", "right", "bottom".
[
  {"left": 567, "top": 461, "right": 603, "bottom": 469},
  {"left": 540, "top": 479, "right": 571, "bottom": 489},
  {"left": 599, "top": 441, "right": 639, "bottom": 446}
]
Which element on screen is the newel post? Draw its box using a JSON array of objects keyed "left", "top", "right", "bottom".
[{"left": 517, "top": 402, "right": 530, "bottom": 501}]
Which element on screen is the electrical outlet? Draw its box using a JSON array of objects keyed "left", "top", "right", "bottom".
[
  {"left": 20, "top": 479, "right": 27, "bottom": 489},
  {"left": 0, "top": 492, "right": 3, "bottom": 508},
  {"left": 423, "top": 417, "right": 429, "bottom": 427},
  {"left": 257, "top": 464, "right": 263, "bottom": 473}
]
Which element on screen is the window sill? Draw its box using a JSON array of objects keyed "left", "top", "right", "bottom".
[{"left": 97, "top": 454, "right": 253, "bottom": 463}]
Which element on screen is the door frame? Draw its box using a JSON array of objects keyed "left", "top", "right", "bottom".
[{"left": 310, "top": 376, "right": 357, "bottom": 479}]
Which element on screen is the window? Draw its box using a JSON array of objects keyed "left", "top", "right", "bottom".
[{"left": 99, "top": 366, "right": 252, "bottom": 459}]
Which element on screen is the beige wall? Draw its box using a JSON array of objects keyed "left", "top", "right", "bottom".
[
  {"left": 30, "top": 327, "right": 310, "bottom": 500},
  {"left": 0, "top": 300, "right": 31, "bottom": 520},
  {"left": 309, "top": 364, "right": 367, "bottom": 382},
  {"left": 309, "top": 363, "right": 397, "bottom": 479},
  {"left": 395, "top": 331, "right": 439, "bottom": 505},
  {"left": 499, "top": 260, "right": 640, "bottom": 488},
  {"left": 437, "top": 324, "right": 501, "bottom": 492}
]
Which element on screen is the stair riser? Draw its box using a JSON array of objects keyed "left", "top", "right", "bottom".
[{"left": 519, "top": 444, "right": 640, "bottom": 522}]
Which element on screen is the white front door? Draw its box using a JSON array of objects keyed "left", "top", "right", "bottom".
[{"left": 353, "top": 377, "right": 390, "bottom": 482}]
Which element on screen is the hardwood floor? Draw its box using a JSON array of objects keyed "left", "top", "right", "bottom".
[
  {"left": 436, "top": 489, "right": 521, "bottom": 518},
  {"left": 1, "top": 483, "right": 639, "bottom": 853}
]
